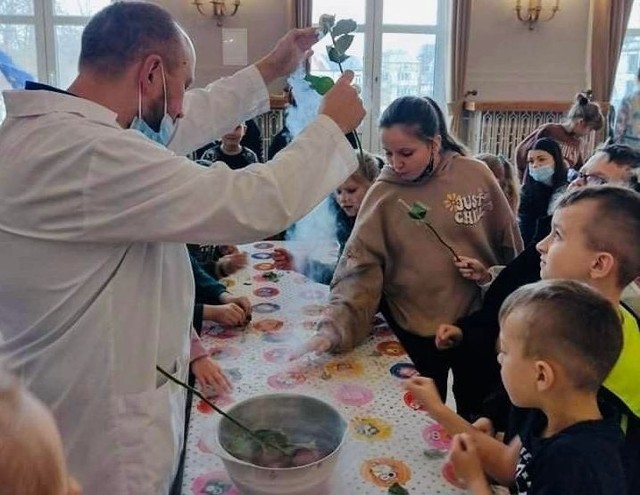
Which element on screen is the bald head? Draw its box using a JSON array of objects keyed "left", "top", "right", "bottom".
[{"left": 79, "top": 2, "right": 185, "bottom": 77}]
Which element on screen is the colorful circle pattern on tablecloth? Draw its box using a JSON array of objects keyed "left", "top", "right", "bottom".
[
  {"left": 267, "top": 371, "right": 306, "bottom": 390},
  {"left": 324, "top": 359, "right": 364, "bottom": 378},
  {"left": 251, "top": 318, "right": 284, "bottom": 332},
  {"left": 361, "top": 457, "right": 411, "bottom": 488},
  {"left": 422, "top": 422, "right": 453, "bottom": 451},
  {"left": 253, "top": 286, "right": 280, "bottom": 298},
  {"left": 251, "top": 302, "right": 281, "bottom": 314},
  {"left": 253, "top": 242, "right": 274, "bottom": 249},
  {"left": 334, "top": 382, "right": 373, "bottom": 406},
  {"left": 209, "top": 344, "right": 241, "bottom": 361},
  {"left": 389, "top": 362, "right": 419, "bottom": 379},
  {"left": 350, "top": 416, "right": 392, "bottom": 441},
  {"left": 403, "top": 391, "right": 429, "bottom": 413},
  {"left": 253, "top": 262, "right": 275, "bottom": 271},
  {"left": 191, "top": 471, "right": 240, "bottom": 495},
  {"left": 251, "top": 252, "right": 273, "bottom": 260},
  {"left": 376, "top": 340, "right": 406, "bottom": 357},
  {"left": 262, "top": 347, "right": 291, "bottom": 364}
]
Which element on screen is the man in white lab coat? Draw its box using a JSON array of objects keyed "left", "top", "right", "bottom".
[{"left": 0, "top": 3, "right": 364, "bottom": 494}]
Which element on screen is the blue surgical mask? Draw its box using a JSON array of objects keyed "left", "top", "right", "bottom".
[
  {"left": 130, "top": 67, "right": 175, "bottom": 146},
  {"left": 528, "top": 165, "right": 554, "bottom": 185}
]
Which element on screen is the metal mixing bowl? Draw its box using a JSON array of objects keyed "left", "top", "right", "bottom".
[{"left": 215, "top": 393, "right": 348, "bottom": 495}]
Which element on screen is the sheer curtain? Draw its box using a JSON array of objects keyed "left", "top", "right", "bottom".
[
  {"left": 448, "top": 0, "right": 472, "bottom": 136},
  {"left": 591, "top": 0, "right": 634, "bottom": 102}
]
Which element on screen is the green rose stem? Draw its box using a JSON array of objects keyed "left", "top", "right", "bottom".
[
  {"left": 156, "top": 365, "right": 290, "bottom": 457},
  {"left": 397, "top": 198, "right": 461, "bottom": 262},
  {"left": 326, "top": 23, "right": 365, "bottom": 166}
]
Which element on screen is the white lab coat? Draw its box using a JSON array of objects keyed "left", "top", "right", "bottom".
[{"left": 0, "top": 66, "right": 356, "bottom": 494}]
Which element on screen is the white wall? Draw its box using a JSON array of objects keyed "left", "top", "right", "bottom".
[
  {"left": 466, "top": 0, "right": 591, "bottom": 101},
  {"left": 151, "top": 0, "right": 291, "bottom": 90},
  {"left": 155, "top": 0, "right": 592, "bottom": 102}
]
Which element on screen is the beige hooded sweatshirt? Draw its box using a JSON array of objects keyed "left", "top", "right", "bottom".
[{"left": 325, "top": 151, "right": 523, "bottom": 351}]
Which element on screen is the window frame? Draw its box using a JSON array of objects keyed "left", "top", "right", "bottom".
[
  {"left": 0, "top": 0, "right": 108, "bottom": 86},
  {"left": 312, "top": 0, "right": 448, "bottom": 153}
]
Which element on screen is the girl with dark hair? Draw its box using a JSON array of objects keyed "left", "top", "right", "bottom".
[
  {"left": 515, "top": 93, "right": 604, "bottom": 180},
  {"left": 518, "top": 138, "right": 567, "bottom": 246},
  {"left": 301, "top": 96, "right": 523, "bottom": 419}
]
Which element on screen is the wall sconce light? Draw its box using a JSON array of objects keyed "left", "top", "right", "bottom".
[
  {"left": 193, "top": 0, "right": 241, "bottom": 26},
  {"left": 515, "top": 0, "right": 560, "bottom": 30}
]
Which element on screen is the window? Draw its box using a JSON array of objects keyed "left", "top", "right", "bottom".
[
  {"left": 310, "top": 0, "right": 448, "bottom": 152},
  {"left": 612, "top": 1, "right": 640, "bottom": 110},
  {"left": 0, "top": 0, "right": 111, "bottom": 119}
]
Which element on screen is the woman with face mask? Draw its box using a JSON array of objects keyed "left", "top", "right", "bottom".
[{"left": 518, "top": 138, "right": 567, "bottom": 246}]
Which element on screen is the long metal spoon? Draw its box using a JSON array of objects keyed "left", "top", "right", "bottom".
[{"left": 156, "top": 365, "right": 290, "bottom": 456}]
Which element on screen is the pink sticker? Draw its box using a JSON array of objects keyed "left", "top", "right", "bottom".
[
  {"left": 209, "top": 344, "right": 241, "bottom": 361},
  {"left": 253, "top": 262, "right": 275, "bottom": 271},
  {"left": 253, "top": 286, "right": 280, "bottom": 298},
  {"left": 267, "top": 371, "right": 306, "bottom": 390},
  {"left": 422, "top": 423, "right": 452, "bottom": 451},
  {"left": 403, "top": 391, "right": 428, "bottom": 413},
  {"left": 252, "top": 318, "right": 284, "bottom": 333},
  {"left": 442, "top": 461, "right": 466, "bottom": 489},
  {"left": 196, "top": 394, "right": 234, "bottom": 414},
  {"left": 191, "top": 471, "right": 240, "bottom": 495},
  {"left": 334, "top": 383, "right": 374, "bottom": 406},
  {"left": 263, "top": 347, "right": 292, "bottom": 364}
]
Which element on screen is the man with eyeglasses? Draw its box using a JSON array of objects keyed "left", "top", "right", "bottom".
[{"left": 568, "top": 143, "right": 640, "bottom": 191}]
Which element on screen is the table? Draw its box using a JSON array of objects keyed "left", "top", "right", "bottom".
[{"left": 181, "top": 241, "right": 464, "bottom": 495}]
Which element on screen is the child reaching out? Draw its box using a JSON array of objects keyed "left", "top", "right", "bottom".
[
  {"left": 273, "top": 151, "right": 383, "bottom": 284},
  {"left": 0, "top": 370, "right": 82, "bottom": 495},
  {"left": 409, "top": 280, "right": 626, "bottom": 495}
]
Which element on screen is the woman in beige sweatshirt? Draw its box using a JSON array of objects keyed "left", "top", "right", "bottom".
[{"left": 300, "top": 96, "right": 523, "bottom": 416}]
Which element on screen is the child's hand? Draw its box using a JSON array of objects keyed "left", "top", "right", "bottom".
[
  {"left": 218, "top": 244, "right": 240, "bottom": 256},
  {"left": 435, "top": 324, "right": 463, "bottom": 350},
  {"left": 273, "top": 247, "right": 295, "bottom": 270},
  {"left": 203, "top": 303, "right": 246, "bottom": 326},
  {"left": 219, "top": 294, "right": 252, "bottom": 320},
  {"left": 404, "top": 376, "right": 444, "bottom": 415},
  {"left": 219, "top": 252, "right": 248, "bottom": 276},
  {"left": 450, "top": 434, "right": 489, "bottom": 492},
  {"left": 454, "top": 256, "right": 491, "bottom": 284},
  {"left": 472, "top": 417, "right": 495, "bottom": 437},
  {"left": 191, "top": 356, "right": 233, "bottom": 393}
]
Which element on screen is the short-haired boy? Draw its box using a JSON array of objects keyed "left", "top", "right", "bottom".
[
  {"left": 408, "top": 186, "right": 640, "bottom": 493},
  {"left": 443, "top": 280, "right": 625, "bottom": 494}
]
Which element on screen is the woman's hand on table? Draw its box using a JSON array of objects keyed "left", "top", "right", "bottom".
[
  {"left": 219, "top": 294, "right": 252, "bottom": 321},
  {"left": 191, "top": 356, "right": 233, "bottom": 393},
  {"left": 203, "top": 303, "right": 247, "bottom": 327},
  {"left": 404, "top": 376, "right": 445, "bottom": 415},
  {"left": 289, "top": 321, "right": 340, "bottom": 360},
  {"left": 449, "top": 434, "right": 492, "bottom": 495},
  {"left": 435, "top": 324, "right": 463, "bottom": 350},
  {"left": 273, "top": 247, "right": 295, "bottom": 271}
]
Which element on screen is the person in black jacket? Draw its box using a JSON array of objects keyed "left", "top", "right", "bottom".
[
  {"left": 517, "top": 137, "right": 567, "bottom": 246},
  {"left": 436, "top": 143, "right": 640, "bottom": 424}
]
